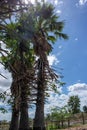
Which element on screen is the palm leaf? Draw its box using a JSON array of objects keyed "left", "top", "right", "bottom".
[
  {"left": 55, "top": 32, "right": 68, "bottom": 40},
  {"left": 47, "top": 35, "right": 56, "bottom": 43}
]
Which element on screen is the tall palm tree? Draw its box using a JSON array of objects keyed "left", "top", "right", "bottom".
[
  {"left": 30, "top": 1, "right": 68, "bottom": 130},
  {"left": 9, "top": 64, "right": 20, "bottom": 130},
  {"left": 0, "top": 21, "right": 35, "bottom": 130}
]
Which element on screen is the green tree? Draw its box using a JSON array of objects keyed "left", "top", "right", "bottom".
[
  {"left": 68, "top": 95, "right": 80, "bottom": 114},
  {"left": 31, "top": 1, "right": 68, "bottom": 130},
  {"left": 0, "top": 20, "right": 35, "bottom": 130},
  {"left": 83, "top": 105, "right": 87, "bottom": 113},
  {"left": 0, "top": 0, "right": 27, "bottom": 78}
]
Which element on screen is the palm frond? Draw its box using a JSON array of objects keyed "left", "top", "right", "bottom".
[
  {"left": 47, "top": 35, "right": 56, "bottom": 43},
  {"left": 55, "top": 32, "right": 68, "bottom": 40}
]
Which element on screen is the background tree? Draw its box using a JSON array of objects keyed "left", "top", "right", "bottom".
[
  {"left": 68, "top": 95, "right": 80, "bottom": 114},
  {"left": 83, "top": 105, "right": 87, "bottom": 113}
]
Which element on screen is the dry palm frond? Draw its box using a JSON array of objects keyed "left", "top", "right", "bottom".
[
  {"left": 0, "top": 73, "right": 7, "bottom": 79},
  {"left": 0, "top": 0, "right": 27, "bottom": 19}
]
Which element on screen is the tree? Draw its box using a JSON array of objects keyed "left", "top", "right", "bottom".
[
  {"left": 68, "top": 95, "right": 80, "bottom": 114},
  {"left": 31, "top": 1, "right": 68, "bottom": 130},
  {"left": 0, "top": 0, "right": 28, "bottom": 78},
  {"left": 0, "top": 20, "right": 35, "bottom": 130},
  {"left": 83, "top": 105, "right": 87, "bottom": 113}
]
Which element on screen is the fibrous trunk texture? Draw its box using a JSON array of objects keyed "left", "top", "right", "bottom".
[
  {"left": 33, "top": 59, "right": 46, "bottom": 130},
  {"left": 9, "top": 105, "right": 19, "bottom": 130},
  {"left": 19, "top": 84, "right": 29, "bottom": 130}
]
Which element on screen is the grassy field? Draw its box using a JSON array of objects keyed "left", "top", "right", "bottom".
[
  {"left": 0, "top": 123, "right": 87, "bottom": 130},
  {"left": 0, "top": 125, "right": 87, "bottom": 130},
  {"left": 0, "top": 124, "right": 9, "bottom": 130}
]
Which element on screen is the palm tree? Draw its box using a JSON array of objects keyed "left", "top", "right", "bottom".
[
  {"left": 9, "top": 69, "right": 20, "bottom": 130},
  {"left": 31, "top": 2, "right": 68, "bottom": 130},
  {"left": 68, "top": 95, "right": 80, "bottom": 114},
  {"left": 0, "top": 21, "right": 35, "bottom": 130}
]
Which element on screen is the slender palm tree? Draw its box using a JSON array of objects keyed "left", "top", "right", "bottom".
[
  {"left": 29, "top": 1, "right": 68, "bottom": 130},
  {"left": 0, "top": 21, "right": 35, "bottom": 130},
  {"left": 9, "top": 66, "right": 20, "bottom": 130}
]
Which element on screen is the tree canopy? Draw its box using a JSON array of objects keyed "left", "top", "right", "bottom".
[{"left": 68, "top": 95, "right": 81, "bottom": 114}]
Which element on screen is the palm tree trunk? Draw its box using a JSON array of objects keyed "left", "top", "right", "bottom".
[
  {"left": 33, "top": 59, "right": 46, "bottom": 130},
  {"left": 9, "top": 105, "right": 19, "bottom": 130},
  {"left": 18, "top": 43, "right": 30, "bottom": 130},
  {"left": 33, "top": 87, "right": 45, "bottom": 130},
  {"left": 19, "top": 84, "right": 29, "bottom": 130}
]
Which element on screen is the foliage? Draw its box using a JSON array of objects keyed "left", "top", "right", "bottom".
[
  {"left": 83, "top": 105, "right": 87, "bottom": 113},
  {"left": 0, "top": 107, "right": 8, "bottom": 114},
  {"left": 68, "top": 95, "right": 81, "bottom": 114},
  {"left": 0, "top": 0, "right": 68, "bottom": 99},
  {"left": 46, "top": 105, "right": 72, "bottom": 121},
  {"left": 0, "top": 92, "right": 10, "bottom": 113},
  {"left": 0, "top": 0, "right": 26, "bottom": 20},
  {"left": 0, "top": 1, "right": 68, "bottom": 130}
]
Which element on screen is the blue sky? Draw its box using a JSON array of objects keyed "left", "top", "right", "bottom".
[
  {"left": 45, "top": 0, "right": 87, "bottom": 114},
  {"left": 54, "top": 0, "right": 87, "bottom": 87},
  {"left": 0, "top": 0, "right": 87, "bottom": 120}
]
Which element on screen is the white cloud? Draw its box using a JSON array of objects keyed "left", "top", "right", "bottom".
[
  {"left": 75, "top": 38, "right": 78, "bottom": 41},
  {"left": 46, "top": 0, "right": 63, "bottom": 6},
  {"left": 45, "top": 92, "right": 68, "bottom": 115},
  {"left": 54, "top": 0, "right": 58, "bottom": 5},
  {"left": 68, "top": 83, "right": 87, "bottom": 92},
  {"left": 56, "top": 10, "right": 62, "bottom": 14},
  {"left": 0, "top": 65, "right": 12, "bottom": 91},
  {"left": 47, "top": 54, "right": 59, "bottom": 66},
  {"left": 0, "top": 112, "right": 11, "bottom": 121},
  {"left": 79, "top": 0, "right": 87, "bottom": 5},
  {"left": 1, "top": 82, "right": 87, "bottom": 120},
  {"left": 0, "top": 65, "right": 12, "bottom": 120},
  {"left": 44, "top": 83, "right": 87, "bottom": 115},
  {"left": 58, "top": 45, "right": 62, "bottom": 49}
]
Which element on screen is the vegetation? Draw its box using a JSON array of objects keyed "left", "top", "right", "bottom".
[
  {"left": 83, "top": 105, "right": 87, "bottom": 113},
  {"left": 68, "top": 95, "right": 81, "bottom": 114},
  {"left": 0, "top": 0, "right": 68, "bottom": 130}
]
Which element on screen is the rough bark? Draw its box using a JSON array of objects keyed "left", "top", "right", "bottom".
[
  {"left": 33, "top": 59, "right": 46, "bottom": 130},
  {"left": 18, "top": 43, "right": 30, "bottom": 130},
  {"left": 19, "top": 84, "right": 29, "bottom": 130},
  {"left": 9, "top": 106, "right": 19, "bottom": 130},
  {"left": 33, "top": 87, "right": 46, "bottom": 130}
]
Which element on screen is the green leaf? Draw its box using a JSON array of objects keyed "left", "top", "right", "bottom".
[
  {"left": 47, "top": 35, "right": 56, "bottom": 43},
  {"left": 61, "top": 33, "right": 69, "bottom": 39},
  {"left": 0, "top": 107, "right": 8, "bottom": 113}
]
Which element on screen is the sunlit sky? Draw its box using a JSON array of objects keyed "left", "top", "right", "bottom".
[{"left": 0, "top": 0, "right": 87, "bottom": 120}]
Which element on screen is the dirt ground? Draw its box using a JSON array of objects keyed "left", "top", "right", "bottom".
[{"left": 62, "top": 124, "right": 87, "bottom": 130}]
